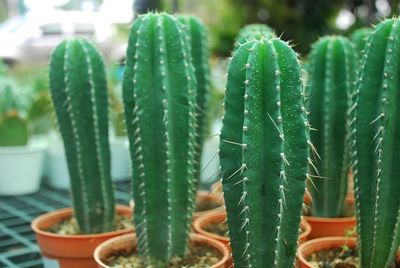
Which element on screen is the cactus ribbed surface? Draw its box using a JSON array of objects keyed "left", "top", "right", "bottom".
[
  {"left": 234, "top": 24, "right": 274, "bottom": 51},
  {"left": 220, "top": 37, "right": 309, "bottom": 267},
  {"left": 123, "top": 13, "right": 197, "bottom": 265},
  {"left": 351, "top": 27, "right": 372, "bottom": 56},
  {"left": 306, "top": 36, "right": 357, "bottom": 217},
  {"left": 350, "top": 18, "right": 400, "bottom": 267},
  {"left": 49, "top": 38, "right": 115, "bottom": 234},
  {"left": 178, "top": 15, "right": 211, "bottom": 184}
]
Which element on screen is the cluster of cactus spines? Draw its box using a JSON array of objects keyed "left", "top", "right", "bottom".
[
  {"left": 122, "top": 13, "right": 197, "bottom": 264},
  {"left": 351, "top": 27, "right": 373, "bottom": 57},
  {"left": 178, "top": 15, "right": 211, "bottom": 185},
  {"left": 233, "top": 24, "right": 274, "bottom": 51},
  {"left": 350, "top": 18, "right": 400, "bottom": 267},
  {"left": 49, "top": 38, "right": 115, "bottom": 234},
  {"left": 220, "top": 37, "right": 310, "bottom": 267},
  {"left": 306, "top": 36, "right": 357, "bottom": 217}
]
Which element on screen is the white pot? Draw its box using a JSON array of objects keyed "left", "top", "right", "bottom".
[
  {"left": 30, "top": 134, "right": 50, "bottom": 178},
  {"left": 111, "top": 136, "right": 131, "bottom": 181},
  {"left": 47, "top": 142, "right": 70, "bottom": 190},
  {"left": 0, "top": 141, "right": 46, "bottom": 195}
]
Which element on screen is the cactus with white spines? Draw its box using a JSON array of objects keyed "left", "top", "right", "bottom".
[
  {"left": 178, "top": 15, "right": 211, "bottom": 185},
  {"left": 220, "top": 37, "right": 310, "bottom": 267},
  {"left": 233, "top": 24, "right": 274, "bottom": 51},
  {"left": 350, "top": 18, "right": 400, "bottom": 267},
  {"left": 306, "top": 36, "right": 357, "bottom": 217},
  {"left": 351, "top": 27, "right": 373, "bottom": 57},
  {"left": 49, "top": 38, "right": 115, "bottom": 234},
  {"left": 123, "top": 13, "right": 197, "bottom": 265}
]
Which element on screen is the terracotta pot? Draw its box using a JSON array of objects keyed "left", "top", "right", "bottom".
[
  {"left": 32, "top": 205, "right": 133, "bottom": 268},
  {"left": 94, "top": 233, "right": 229, "bottom": 268},
  {"left": 304, "top": 195, "right": 356, "bottom": 239},
  {"left": 193, "top": 190, "right": 225, "bottom": 221},
  {"left": 297, "top": 237, "right": 357, "bottom": 268},
  {"left": 193, "top": 212, "right": 311, "bottom": 246}
]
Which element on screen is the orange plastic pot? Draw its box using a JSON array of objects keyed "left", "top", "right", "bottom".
[
  {"left": 94, "top": 233, "right": 229, "bottom": 268},
  {"left": 31, "top": 205, "right": 133, "bottom": 268},
  {"left": 297, "top": 237, "right": 357, "bottom": 268},
  {"left": 304, "top": 195, "right": 356, "bottom": 239},
  {"left": 194, "top": 212, "right": 312, "bottom": 247},
  {"left": 193, "top": 190, "right": 225, "bottom": 221}
]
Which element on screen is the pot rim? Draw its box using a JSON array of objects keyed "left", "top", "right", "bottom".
[
  {"left": 0, "top": 141, "right": 47, "bottom": 154},
  {"left": 303, "top": 215, "right": 356, "bottom": 223},
  {"left": 193, "top": 190, "right": 225, "bottom": 217},
  {"left": 31, "top": 205, "right": 133, "bottom": 239},
  {"left": 297, "top": 236, "right": 357, "bottom": 265},
  {"left": 193, "top": 211, "right": 229, "bottom": 242},
  {"left": 93, "top": 232, "right": 229, "bottom": 268},
  {"left": 300, "top": 218, "right": 312, "bottom": 240}
]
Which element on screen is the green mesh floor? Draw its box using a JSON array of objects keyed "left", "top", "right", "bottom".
[{"left": 0, "top": 180, "right": 131, "bottom": 268}]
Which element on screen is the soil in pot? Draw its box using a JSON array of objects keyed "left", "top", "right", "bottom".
[
  {"left": 203, "top": 221, "right": 228, "bottom": 238},
  {"left": 104, "top": 243, "right": 221, "bottom": 268},
  {"left": 195, "top": 199, "right": 221, "bottom": 213},
  {"left": 47, "top": 214, "right": 133, "bottom": 235}
]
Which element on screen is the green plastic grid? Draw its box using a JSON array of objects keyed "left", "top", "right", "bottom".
[{"left": 0, "top": 180, "right": 131, "bottom": 268}]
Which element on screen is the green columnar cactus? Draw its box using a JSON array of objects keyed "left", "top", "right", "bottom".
[
  {"left": 178, "top": 15, "right": 211, "bottom": 184},
  {"left": 123, "top": 13, "right": 197, "bottom": 265},
  {"left": 351, "top": 27, "right": 373, "bottom": 56},
  {"left": 350, "top": 18, "right": 400, "bottom": 267},
  {"left": 233, "top": 24, "right": 274, "bottom": 51},
  {"left": 220, "top": 37, "right": 309, "bottom": 267},
  {"left": 0, "top": 79, "right": 29, "bottom": 146},
  {"left": 306, "top": 36, "right": 357, "bottom": 217},
  {"left": 49, "top": 38, "right": 115, "bottom": 234}
]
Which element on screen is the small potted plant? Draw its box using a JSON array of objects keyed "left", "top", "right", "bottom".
[
  {"left": 298, "top": 18, "right": 400, "bottom": 268},
  {"left": 0, "top": 77, "right": 46, "bottom": 195},
  {"left": 219, "top": 32, "right": 311, "bottom": 266},
  {"left": 93, "top": 13, "right": 229, "bottom": 267},
  {"left": 31, "top": 38, "right": 132, "bottom": 268},
  {"left": 304, "top": 36, "right": 357, "bottom": 239}
]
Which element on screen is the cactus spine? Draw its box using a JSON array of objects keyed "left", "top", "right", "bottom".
[
  {"left": 123, "top": 13, "right": 197, "bottom": 265},
  {"left": 234, "top": 24, "right": 274, "bottom": 51},
  {"left": 49, "top": 38, "right": 115, "bottom": 234},
  {"left": 220, "top": 38, "right": 309, "bottom": 267},
  {"left": 178, "top": 15, "right": 211, "bottom": 184},
  {"left": 351, "top": 27, "right": 373, "bottom": 57},
  {"left": 306, "top": 36, "right": 357, "bottom": 217},
  {"left": 350, "top": 18, "right": 400, "bottom": 267}
]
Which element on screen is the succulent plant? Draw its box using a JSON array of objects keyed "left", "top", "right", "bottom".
[
  {"left": 49, "top": 38, "right": 115, "bottom": 234},
  {"left": 306, "top": 36, "right": 357, "bottom": 218},
  {"left": 233, "top": 24, "right": 274, "bottom": 51},
  {"left": 0, "top": 78, "right": 29, "bottom": 146},
  {"left": 351, "top": 27, "right": 372, "bottom": 57},
  {"left": 220, "top": 37, "right": 309, "bottom": 267},
  {"left": 350, "top": 18, "right": 400, "bottom": 267},
  {"left": 177, "top": 15, "right": 211, "bottom": 185},
  {"left": 122, "top": 13, "right": 197, "bottom": 265}
]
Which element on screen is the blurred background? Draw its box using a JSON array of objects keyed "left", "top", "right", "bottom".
[{"left": 0, "top": 0, "right": 398, "bottom": 186}]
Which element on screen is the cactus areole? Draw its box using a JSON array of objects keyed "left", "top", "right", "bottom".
[
  {"left": 122, "top": 13, "right": 198, "bottom": 265},
  {"left": 220, "top": 37, "right": 309, "bottom": 267},
  {"left": 351, "top": 18, "right": 400, "bottom": 268},
  {"left": 49, "top": 38, "right": 115, "bottom": 234},
  {"left": 307, "top": 36, "right": 357, "bottom": 218}
]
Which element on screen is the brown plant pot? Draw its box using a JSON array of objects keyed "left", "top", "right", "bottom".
[
  {"left": 193, "top": 212, "right": 312, "bottom": 246},
  {"left": 304, "top": 195, "right": 356, "bottom": 239},
  {"left": 93, "top": 233, "right": 229, "bottom": 268},
  {"left": 31, "top": 205, "right": 133, "bottom": 268},
  {"left": 297, "top": 237, "right": 357, "bottom": 268},
  {"left": 193, "top": 190, "right": 225, "bottom": 221}
]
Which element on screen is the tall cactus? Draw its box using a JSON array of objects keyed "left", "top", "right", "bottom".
[
  {"left": 220, "top": 37, "right": 309, "bottom": 267},
  {"left": 178, "top": 15, "right": 211, "bottom": 185},
  {"left": 233, "top": 24, "right": 274, "bottom": 51},
  {"left": 49, "top": 38, "right": 115, "bottom": 234},
  {"left": 123, "top": 13, "right": 197, "bottom": 265},
  {"left": 306, "top": 36, "right": 357, "bottom": 217},
  {"left": 351, "top": 27, "right": 372, "bottom": 57},
  {"left": 350, "top": 18, "right": 400, "bottom": 267}
]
